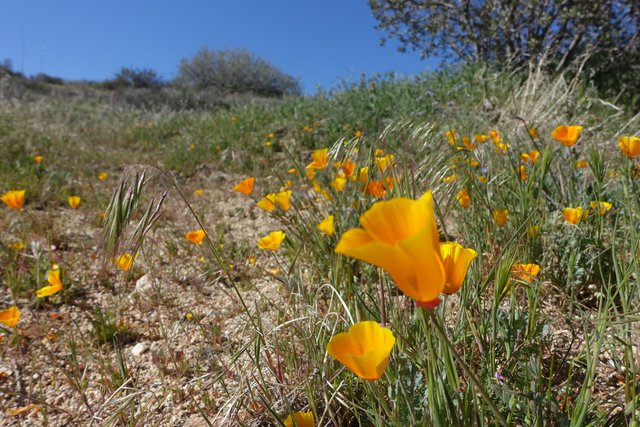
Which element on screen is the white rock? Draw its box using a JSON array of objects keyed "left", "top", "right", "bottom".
[
  {"left": 135, "top": 274, "right": 155, "bottom": 295},
  {"left": 131, "top": 342, "right": 147, "bottom": 357}
]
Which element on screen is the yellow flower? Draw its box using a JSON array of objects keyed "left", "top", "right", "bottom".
[
  {"left": 375, "top": 154, "right": 394, "bottom": 172},
  {"left": 335, "top": 191, "right": 446, "bottom": 307},
  {"left": 308, "top": 148, "right": 329, "bottom": 170},
  {"left": 185, "top": 229, "right": 207, "bottom": 245},
  {"left": 115, "top": 252, "right": 134, "bottom": 271},
  {"left": 274, "top": 190, "right": 292, "bottom": 211},
  {"left": 518, "top": 165, "right": 527, "bottom": 181},
  {"left": 233, "top": 177, "right": 255, "bottom": 195},
  {"left": 442, "top": 174, "right": 457, "bottom": 183},
  {"left": 563, "top": 207, "right": 585, "bottom": 224},
  {"left": 7, "top": 241, "right": 24, "bottom": 252},
  {"left": 263, "top": 140, "right": 272, "bottom": 147},
  {"left": 305, "top": 164, "right": 316, "bottom": 180},
  {"left": 461, "top": 136, "right": 476, "bottom": 150},
  {"left": 467, "top": 158, "right": 480, "bottom": 168},
  {"left": 326, "top": 321, "right": 395, "bottom": 381},
  {"left": 34, "top": 155, "right": 44, "bottom": 164},
  {"left": 317, "top": 215, "right": 334, "bottom": 236},
  {"left": 98, "top": 172, "right": 108, "bottom": 181},
  {"left": 37, "top": 269, "right": 63, "bottom": 297},
  {"left": 528, "top": 128, "right": 540, "bottom": 138},
  {"left": 440, "top": 242, "right": 477, "bottom": 294},
  {"left": 618, "top": 136, "right": 640, "bottom": 159},
  {"left": 457, "top": 189, "right": 471, "bottom": 208},
  {"left": 68, "top": 196, "right": 81, "bottom": 209},
  {"left": 354, "top": 130, "right": 362, "bottom": 138},
  {"left": 268, "top": 132, "right": 274, "bottom": 139},
  {"left": 258, "top": 231, "right": 285, "bottom": 250},
  {"left": 495, "top": 142, "right": 509, "bottom": 154},
  {"left": 493, "top": 209, "right": 509, "bottom": 226},
  {"left": 230, "top": 115, "right": 237, "bottom": 124},
  {"left": 590, "top": 201, "right": 613, "bottom": 216},
  {"left": 331, "top": 176, "right": 346, "bottom": 192},
  {"left": 527, "top": 225, "right": 540, "bottom": 238},
  {"left": 257, "top": 194, "right": 277, "bottom": 212},
  {"left": 357, "top": 167, "right": 369, "bottom": 183},
  {"left": 552, "top": 125, "right": 583, "bottom": 147},
  {"left": 445, "top": 130, "right": 457, "bottom": 146},
  {"left": 520, "top": 150, "right": 539, "bottom": 164},
  {"left": 283, "top": 411, "right": 315, "bottom": 427},
  {"left": 477, "top": 175, "right": 488, "bottom": 184},
  {"left": 312, "top": 182, "right": 332, "bottom": 201},
  {"left": 193, "top": 189, "right": 204, "bottom": 196},
  {"left": 1, "top": 190, "right": 25, "bottom": 210},
  {"left": 0, "top": 306, "right": 20, "bottom": 328},
  {"left": 511, "top": 264, "right": 541, "bottom": 283},
  {"left": 288, "top": 167, "right": 298, "bottom": 175},
  {"left": 575, "top": 159, "right": 588, "bottom": 169}
]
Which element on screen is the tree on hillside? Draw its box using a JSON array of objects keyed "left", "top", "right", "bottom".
[
  {"left": 369, "top": 0, "right": 640, "bottom": 99},
  {"left": 176, "top": 48, "right": 301, "bottom": 97}
]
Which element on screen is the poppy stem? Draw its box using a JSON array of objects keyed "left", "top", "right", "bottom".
[
  {"left": 424, "top": 308, "right": 508, "bottom": 427},
  {"left": 378, "top": 271, "right": 386, "bottom": 326}
]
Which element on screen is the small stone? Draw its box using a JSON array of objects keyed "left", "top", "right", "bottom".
[
  {"left": 135, "top": 274, "right": 155, "bottom": 295},
  {"left": 131, "top": 342, "right": 147, "bottom": 357}
]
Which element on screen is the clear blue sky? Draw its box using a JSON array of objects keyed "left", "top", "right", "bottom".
[{"left": 0, "top": 0, "right": 438, "bottom": 93}]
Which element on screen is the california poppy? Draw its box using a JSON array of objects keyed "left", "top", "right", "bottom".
[
  {"left": 1, "top": 190, "right": 25, "bottom": 210},
  {"left": 327, "top": 321, "right": 395, "bottom": 381},
  {"left": 552, "top": 125, "right": 583, "bottom": 147},
  {"left": 0, "top": 306, "right": 20, "bottom": 328},
  {"left": 233, "top": 177, "right": 255, "bottom": 195},
  {"left": 258, "top": 231, "right": 285, "bottom": 250},
  {"left": 336, "top": 191, "right": 445, "bottom": 307},
  {"left": 68, "top": 196, "right": 81, "bottom": 209}
]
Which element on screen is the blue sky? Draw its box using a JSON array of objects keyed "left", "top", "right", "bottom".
[{"left": 0, "top": 1, "right": 439, "bottom": 93}]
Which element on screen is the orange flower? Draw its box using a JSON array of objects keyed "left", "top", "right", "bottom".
[
  {"left": 341, "top": 160, "right": 356, "bottom": 178},
  {"left": 233, "top": 177, "right": 255, "bottom": 195},
  {"left": 366, "top": 180, "right": 386, "bottom": 198},
  {"left": 552, "top": 125, "right": 583, "bottom": 147},
  {"left": 336, "top": 191, "right": 445, "bottom": 307},
  {"left": 511, "top": 264, "right": 541, "bottom": 283},
  {"left": 327, "top": 321, "right": 395, "bottom": 381},
  {"left": 354, "top": 130, "right": 362, "bottom": 138},
  {"left": 317, "top": 215, "right": 334, "bottom": 236},
  {"left": 440, "top": 242, "right": 477, "bottom": 294},
  {"left": 457, "top": 189, "right": 471, "bottom": 208},
  {"left": 493, "top": 209, "right": 509, "bottom": 226},
  {"left": 520, "top": 150, "right": 539, "bottom": 164},
  {"left": 357, "top": 167, "right": 369, "bottom": 183},
  {"left": 1, "top": 190, "right": 25, "bottom": 210},
  {"left": 474, "top": 134, "right": 488, "bottom": 143},
  {"left": 257, "top": 231, "right": 285, "bottom": 250},
  {"left": 33, "top": 155, "right": 44, "bottom": 164},
  {"left": 68, "top": 196, "right": 81, "bottom": 209},
  {"left": 528, "top": 128, "right": 540, "bottom": 138},
  {"left": 563, "top": 207, "right": 585, "bottom": 224},
  {"left": 518, "top": 165, "right": 527, "bottom": 181},
  {"left": 36, "top": 269, "right": 63, "bottom": 297},
  {"left": 0, "top": 306, "right": 20, "bottom": 328},
  {"left": 185, "top": 229, "right": 207, "bottom": 245},
  {"left": 488, "top": 130, "right": 501, "bottom": 143},
  {"left": 618, "top": 136, "right": 640, "bottom": 159},
  {"left": 283, "top": 411, "right": 315, "bottom": 427}
]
